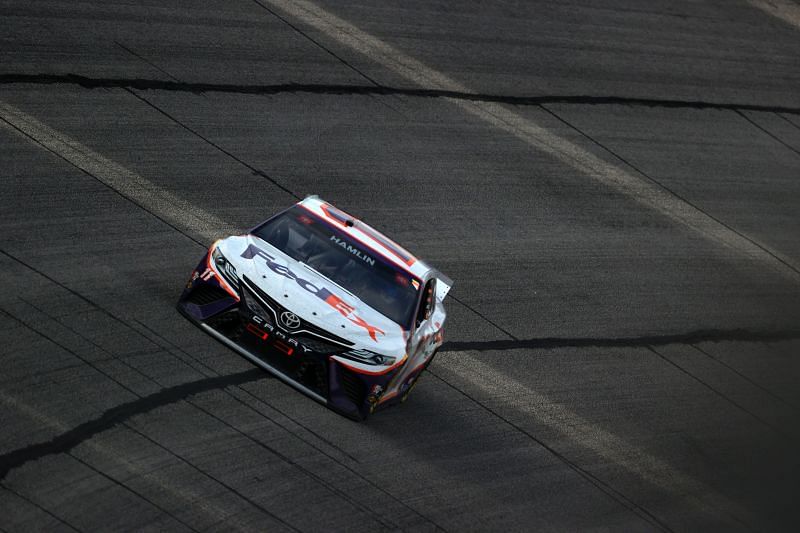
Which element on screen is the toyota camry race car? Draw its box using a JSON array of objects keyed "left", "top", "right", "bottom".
[{"left": 177, "top": 196, "right": 452, "bottom": 420}]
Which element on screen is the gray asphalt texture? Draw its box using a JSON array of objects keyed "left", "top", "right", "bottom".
[{"left": 2, "top": 1, "right": 800, "bottom": 531}]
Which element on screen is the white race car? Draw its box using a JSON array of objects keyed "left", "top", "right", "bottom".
[{"left": 177, "top": 196, "right": 452, "bottom": 420}]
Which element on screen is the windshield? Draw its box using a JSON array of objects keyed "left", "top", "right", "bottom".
[{"left": 252, "top": 206, "right": 421, "bottom": 329}]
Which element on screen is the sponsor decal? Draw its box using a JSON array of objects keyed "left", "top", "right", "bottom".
[
  {"left": 319, "top": 203, "right": 416, "bottom": 266},
  {"left": 241, "top": 244, "right": 385, "bottom": 341},
  {"left": 280, "top": 311, "right": 301, "bottom": 330},
  {"left": 200, "top": 267, "right": 214, "bottom": 281},
  {"left": 367, "top": 384, "right": 384, "bottom": 405},
  {"left": 329, "top": 235, "right": 376, "bottom": 266}
]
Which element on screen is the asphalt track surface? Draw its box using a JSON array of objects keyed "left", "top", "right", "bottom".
[{"left": 2, "top": 1, "right": 800, "bottom": 531}]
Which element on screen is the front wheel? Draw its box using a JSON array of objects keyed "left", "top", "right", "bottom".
[{"left": 400, "top": 350, "right": 438, "bottom": 403}]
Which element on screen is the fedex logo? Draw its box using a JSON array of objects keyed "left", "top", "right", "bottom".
[{"left": 241, "top": 244, "right": 385, "bottom": 341}]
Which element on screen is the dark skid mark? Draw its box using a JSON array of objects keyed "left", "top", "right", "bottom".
[
  {"left": 441, "top": 329, "right": 800, "bottom": 352},
  {"left": 0, "top": 368, "right": 266, "bottom": 480},
  {"left": 2, "top": 73, "right": 800, "bottom": 115}
]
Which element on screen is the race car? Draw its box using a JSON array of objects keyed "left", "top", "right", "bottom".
[{"left": 177, "top": 196, "right": 452, "bottom": 420}]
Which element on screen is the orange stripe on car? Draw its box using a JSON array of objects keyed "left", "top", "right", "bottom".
[{"left": 207, "top": 241, "right": 240, "bottom": 300}]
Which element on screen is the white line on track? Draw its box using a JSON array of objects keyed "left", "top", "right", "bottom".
[
  {"left": 0, "top": 101, "right": 745, "bottom": 526},
  {"left": 257, "top": 0, "right": 800, "bottom": 285},
  {"left": 747, "top": 0, "right": 800, "bottom": 29},
  {"left": 0, "top": 101, "right": 236, "bottom": 244},
  {"left": 0, "top": 3, "right": 790, "bottom": 526},
  {"left": 438, "top": 351, "right": 755, "bottom": 528}
]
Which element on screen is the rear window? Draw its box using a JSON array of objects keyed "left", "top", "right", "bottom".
[{"left": 253, "top": 206, "right": 421, "bottom": 329}]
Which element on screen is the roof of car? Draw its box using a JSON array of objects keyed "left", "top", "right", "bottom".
[{"left": 298, "top": 196, "right": 435, "bottom": 280}]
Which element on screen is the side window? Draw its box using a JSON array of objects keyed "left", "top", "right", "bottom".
[{"left": 416, "top": 279, "right": 436, "bottom": 328}]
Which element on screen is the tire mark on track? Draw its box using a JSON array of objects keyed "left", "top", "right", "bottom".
[
  {"left": 1, "top": 73, "right": 799, "bottom": 115},
  {"left": 441, "top": 328, "right": 800, "bottom": 352},
  {"left": 0, "top": 366, "right": 263, "bottom": 480}
]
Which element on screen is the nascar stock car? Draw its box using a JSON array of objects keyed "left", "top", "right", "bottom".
[{"left": 177, "top": 196, "right": 452, "bottom": 420}]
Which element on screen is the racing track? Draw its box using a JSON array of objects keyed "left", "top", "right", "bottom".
[{"left": 2, "top": 1, "right": 800, "bottom": 531}]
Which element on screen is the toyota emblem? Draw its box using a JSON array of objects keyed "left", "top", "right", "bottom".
[{"left": 280, "top": 311, "right": 301, "bottom": 330}]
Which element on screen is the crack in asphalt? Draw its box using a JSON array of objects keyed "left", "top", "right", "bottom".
[
  {"left": 0, "top": 369, "right": 266, "bottom": 481},
  {"left": 2, "top": 73, "right": 799, "bottom": 115},
  {"left": 3, "top": 326, "right": 796, "bottom": 482}
]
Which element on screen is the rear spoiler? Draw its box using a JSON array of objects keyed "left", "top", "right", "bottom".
[{"left": 432, "top": 271, "right": 453, "bottom": 302}]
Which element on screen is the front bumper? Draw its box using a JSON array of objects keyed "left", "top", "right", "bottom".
[{"left": 176, "top": 256, "right": 402, "bottom": 420}]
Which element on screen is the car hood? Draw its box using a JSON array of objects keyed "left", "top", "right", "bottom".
[{"left": 218, "top": 235, "right": 407, "bottom": 357}]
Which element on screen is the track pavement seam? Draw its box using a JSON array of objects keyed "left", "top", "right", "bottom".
[
  {"left": 249, "top": 0, "right": 383, "bottom": 89},
  {"left": 690, "top": 344, "right": 799, "bottom": 411},
  {"left": 537, "top": 103, "right": 800, "bottom": 280},
  {"left": 66, "top": 451, "right": 201, "bottom": 532},
  {"left": 123, "top": 88, "right": 301, "bottom": 201},
  {"left": 431, "top": 351, "right": 761, "bottom": 530},
  {"left": 21, "top": 297, "right": 219, "bottom": 381},
  {"left": 778, "top": 112, "right": 800, "bottom": 130},
  {"left": 1, "top": 91, "right": 780, "bottom": 528},
  {"left": 734, "top": 109, "right": 800, "bottom": 158},
  {"left": 425, "top": 369, "right": 675, "bottom": 533},
  {"left": 114, "top": 42, "right": 182, "bottom": 83},
  {"left": 118, "top": 421, "right": 302, "bottom": 533},
  {"left": 645, "top": 346, "right": 797, "bottom": 442},
  {"left": 1, "top": 482, "right": 81, "bottom": 532},
  {"left": 0, "top": 105, "right": 226, "bottom": 247}
]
